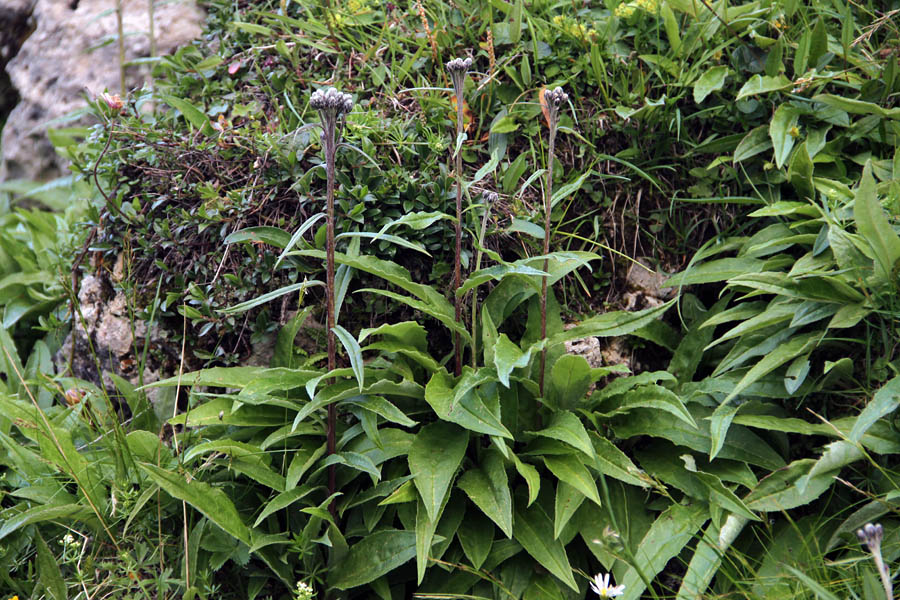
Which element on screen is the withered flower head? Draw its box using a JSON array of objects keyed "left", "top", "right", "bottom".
[
  {"left": 99, "top": 92, "right": 124, "bottom": 112},
  {"left": 310, "top": 87, "right": 354, "bottom": 118},
  {"left": 543, "top": 86, "right": 568, "bottom": 129},
  {"left": 857, "top": 522, "right": 884, "bottom": 551},
  {"left": 446, "top": 56, "right": 473, "bottom": 97}
]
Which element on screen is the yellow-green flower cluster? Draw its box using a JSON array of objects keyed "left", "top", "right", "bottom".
[
  {"left": 614, "top": 0, "right": 659, "bottom": 18},
  {"left": 614, "top": 2, "right": 635, "bottom": 17},
  {"left": 636, "top": 0, "right": 659, "bottom": 14},
  {"left": 346, "top": 0, "right": 372, "bottom": 15},
  {"left": 552, "top": 15, "right": 598, "bottom": 41}
]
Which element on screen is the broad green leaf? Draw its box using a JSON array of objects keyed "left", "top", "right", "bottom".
[
  {"left": 596, "top": 384, "right": 696, "bottom": 428},
  {"left": 458, "top": 263, "right": 548, "bottom": 296},
  {"left": 359, "top": 321, "right": 428, "bottom": 352},
  {"left": 543, "top": 454, "right": 601, "bottom": 506},
  {"left": 553, "top": 481, "right": 585, "bottom": 540},
  {"left": 414, "top": 497, "right": 442, "bottom": 584},
  {"left": 550, "top": 170, "right": 591, "bottom": 208},
  {"left": 693, "top": 470, "right": 759, "bottom": 520},
  {"left": 513, "top": 495, "right": 579, "bottom": 591},
  {"left": 677, "top": 521, "right": 726, "bottom": 600},
  {"left": 769, "top": 104, "right": 800, "bottom": 168},
  {"left": 457, "top": 510, "right": 494, "bottom": 568},
  {"left": 145, "top": 366, "right": 273, "bottom": 389},
  {"left": 528, "top": 411, "right": 595, "bottom": 459},
  {"left": 329, "top": 530, "right": 421, "bottom": 589},
  {"left": 456, "top": 449, "right": 513, "bottom": 538},
  {"left": 733, "top": 125, "right": 773, "bottom": 163},
  {"left": 424, "top": 368, "right": 513, "bottom": 438},
  {"left": 36, "top": 532, "right": 67, "bottom": 600},
  {"left": 169, "top": 397, "right": 288, "bottom": 427},
  {"left": 408, "top": 422, "right": 468, "bottom": 522},
  {"left": 708, "top": 401, "right": 740, "bottom": 461},
  {"left": 493, "top": 334, "right": 541, "bottom": 387},
  {"left": 735, "top": 74, "right": 792, "bottom": 100},
  {"left": 341, "top": 396, "right": 417, "bottom": 428},
  {"left": 619, "top": 502, "right": 709, "bottom": 600},
  {"left": 854, "top": 162, "right": 900, "bottom": 282},
  {"left": 693, "top": 66, "right": 728, "bottom": 103},
  {"left": 547, "top": 355, "right": 591, "bottom": 410},
  {"left": 798, "top": 440, "right": 862, "bottom": 493}
]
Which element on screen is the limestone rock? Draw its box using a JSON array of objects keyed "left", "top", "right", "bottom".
[{"left": 1, "top": 0, "right": 205, "bottom": 181}]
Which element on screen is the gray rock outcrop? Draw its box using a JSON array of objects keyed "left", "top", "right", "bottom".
[{"left": 0, "top": 0, "right": 205, "bottom": 181}]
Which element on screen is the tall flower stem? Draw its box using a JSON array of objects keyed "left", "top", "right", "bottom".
[
  {"left": 310, "top": 87, "right": 353, "bottom": 513},
  {"left": 447, "top": 57, "right": 472, "bottom": 377},
  {"left": 471, "top": 191, "right": 498, "bottom": 367},
  {"left": 539, "top": 87, "right": 567, "bottom": 396}
]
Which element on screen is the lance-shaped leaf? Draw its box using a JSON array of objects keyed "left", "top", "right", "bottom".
[
  {"left": 457, "top": 449, "right": 513, "bottom": 538},
  {"left": 408, "top": 422, "right": 468, "bottom": 522},
  {"left": 514, "top": 495, "right": 579, "bottom": 591},
  {"left": 424, "top": 368, "right": 513, "bottom": 438}
]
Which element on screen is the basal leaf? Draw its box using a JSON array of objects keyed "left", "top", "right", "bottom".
[
  {"left": 329, "top": 530, "right": 422, "bottom": 589},
  {"left": 456, "top": 449, "right": 513, "bottom": 538},
  {"left": 854, "top": 162, "right": 900, "bottom": 282},
  {"left": 543, "top": 454, "right": 601, "bottom": 506},
  {"left": 528, "top": 411, "right": 595, "bottom": 459}
]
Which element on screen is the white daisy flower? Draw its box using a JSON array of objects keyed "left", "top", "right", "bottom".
[{"left": 590, "top": 572, "right": 625, "bottom": 598}]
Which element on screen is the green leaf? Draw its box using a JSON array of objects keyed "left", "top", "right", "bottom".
[
  {"left": 769, "top": 105, "right": 800, "bottom": 168},
  {"left": 333, "top": 325, "right": 364, "bottom": 392},
  {"left": 528, "top": 411, "right": 595, "bottom": 459},
  {"left": 735, "top": 74, "right": 792, "bottom": 100},
  {"left": 812, "top": 94, "right": 900, "bottom": 119},
  {"left": 613, "top": 406, "right": 785, "bottom": 470},
  {"left": 0, "top": 503, "right": 96, "bottom": 542},
  {"left": 253, "top": 485, "right": 316, "bottom": 527},
  {"left": 492, "top": 334, "right": 541, "bottom": 388},
  {"left": 597, "top": 384, "right": 697, "bottom": 428},
  {"left": 543, "top": 454, "right": 601, "bottom": 506},
  {"left": 329, "top": 530, "right": 420, "bottom": 589},
  {"left": 618, "top": 502, "right": 709, "bottom": 600},
  {"left": 553, "top": 481, "right": 585, "bottom": 540},
  {"left": 224, "top": 226, "right": 291, "bottom": 248},
  {"left": 693, "top": 66, "right": 728, "bottom": 103},
  {"left": 547, "top": 355, "right": 591, "bottom": 410},
  {"left": 512, "top": 453, "right": 541, "bottom": 506},
  {"left": 548, "top": 300, "right": 675, "bottom": 344},
  {"left": 408, "top": 422, "right": 469, "bottom": 522},
  {"left": 457, "top": 510, "right": 494, "bottom": 568},
  {"left": 850, "top": 375, "right": 900, "bottom": 442},
  {"left": 513, "top": 495, "right": 579, "bottom": 591},
  {"left": 456, "top": 449, "right": 513, "bottom": 538},
  {"left": 220, "top": 280, "right": 323, "bottom": 315},
  {"left": 854, "top": 162, "right": 900, "bottom": 282},
  {"left": 743, "top": 459, "right": 836, "bottom": 511},
  {"left": 733, "top": 125, "right": 774, "bottom": 163},
  {"left": 590, "top": 433, "right": 651, "bottom": 488},
  {"left": 424, "top": 368, "right": 513, "bottom": 438},
  {"left": 139, "top": 462, "right": 253, "bottom": 545},
  {"left": 161, "top": 94, "right": 216, "bottom": 136},
  {"left": 36, "top": 532, "right": 67, "bottom": 600},
  {"left": 784, "top": 565, "right": 841, "bottom": 600},
  {"left": 550, "top": 170, "right": 591, "bottom": 208},
  {"left": 724, "top": 331, "right": 820, "bottom": 403}
]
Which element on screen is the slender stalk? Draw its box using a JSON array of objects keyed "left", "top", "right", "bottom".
[
  {"left": 147, "top": 0, "right": 156, "bottom": 93},
  {"left": 447, "top": 57, "right": 472, "bottom": 377},
  {"left": 539, "top": 87, "right": 568, "bottom": 397},
  {"left": 116, "top": 0, "right": 126, "bottom": 94},
  {"left": 310, "top": 87, "right": 353, "bottom": 515},
  {"left": 471, "top": 192, "right": 497, "bottom": 367}
]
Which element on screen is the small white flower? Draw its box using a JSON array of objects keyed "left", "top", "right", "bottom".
[{"left": 590, "top": 573, "right": 625, "bottom": 598}]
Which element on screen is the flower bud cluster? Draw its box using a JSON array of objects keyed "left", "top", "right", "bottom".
[
  {"left": 857, "top": 522, "right": 883, "bottom": 552},
  {"left": 446, "top": 57, "right": 473, "bottom": 97},
  {"left": 483, "top": 190, "right": 499, "bottom": 205},
  {"left": 310, "top": 87, "right": 354, "bottom": 117},
  {"left": 544, "top": 86, "right": 568, "bottom": 129}
]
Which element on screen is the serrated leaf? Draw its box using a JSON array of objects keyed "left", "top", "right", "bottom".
[{"left": 408, "top": 422, "right": 468, "bottom": 522}]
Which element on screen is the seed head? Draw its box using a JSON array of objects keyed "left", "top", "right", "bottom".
[
  {"left": 99, "top": 92, "right": 124, "bottom": 112},
  {"left": 310, "top": 87, "right": 354, "bottom": 116},
  {"left": 857, "top": 522, "right": 884, "bottom": 551},
  {"left": 446, "top": 57, "right": 473, "bottom": 73},
  {"left": 543, "top": 86, "right": 568, "bottom": 130},
  {"left": 483, "top": 190, "right": 499, "bottom": 205}
]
